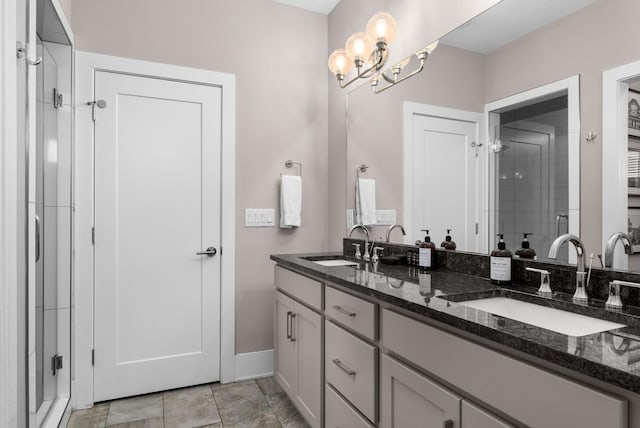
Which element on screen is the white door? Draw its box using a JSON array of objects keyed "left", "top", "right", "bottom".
[
  {"left": 410, "top": 114, "right": 480, "bottom": 251},
  {"left": 93, "top": 71, "right": 221, "bottom": 401}
]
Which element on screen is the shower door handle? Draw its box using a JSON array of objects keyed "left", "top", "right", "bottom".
[{"left": 35, "top": 214, "right": 41, "bottom": 262}]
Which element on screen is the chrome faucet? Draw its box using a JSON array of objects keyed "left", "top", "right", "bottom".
[
  {"left": 348, "top": 224, "right": 371, "bottom": 261},
  {"left": 604, "top": 232, "right": 632, "bottom": 268},
  {"left": 548, "top": 233, "right": 588, "bottom": 303},
  {"left": 386, "top": 224, "right": 406, "bottom": 243}
]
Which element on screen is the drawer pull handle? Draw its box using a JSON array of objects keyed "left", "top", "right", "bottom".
[
  {"left": 443, "top": 420, "right": 454, "bottom": 428},
  {"left": 332, "top": 358, "right": 356, "bottom": 377},
  {"left": 332, "top": 305, "right": 357, "bottom": 318},
  {"left": 290, "top": 313, "right": 297, "bottom": 342}
]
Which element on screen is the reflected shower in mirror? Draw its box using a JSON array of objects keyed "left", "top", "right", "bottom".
[{"left": 492, "top": 95, "right": 569, "bottom": 262}]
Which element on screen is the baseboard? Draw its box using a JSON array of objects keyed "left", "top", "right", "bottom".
[{"left": 234, "top": 349, "right": 274, "bottom": 381}]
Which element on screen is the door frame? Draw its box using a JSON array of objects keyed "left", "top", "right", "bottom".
[
  {"left": 74, "top": 51, "right": 236, "bottom": 409},
  {"left": 485, "top": 75, "right": 580, "bottom": 260},
  {"left": 403, "top": 102, "right": 486, "bottom": 251},
  {"left": 602, "top": 60, "right": 640, "bottom": 269}
]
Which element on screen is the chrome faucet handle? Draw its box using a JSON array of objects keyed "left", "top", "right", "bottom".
[
  {"left": 372, "top": 246, "right": 384, "bottom": 263},
  {"left": 363, "top": 243, "right": 371, "bottom": 262},
  {"left": 606, "top": 280, "right": 640, "bottom": 311},
  {"left": 526, "top": 267, "right": 551, "bottom": 297},
  {"left": 352, "top": 243, "right": 362, "bottom": 259},
  {"left": 573, "top": 271, "right": 588, "bottom": 304}
]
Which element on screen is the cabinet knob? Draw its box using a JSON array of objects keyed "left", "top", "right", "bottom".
[{"left": 443, "top": 419, "right": 454, "bottom": 428}]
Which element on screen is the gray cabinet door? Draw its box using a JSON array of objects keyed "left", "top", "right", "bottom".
[
  {"left": 461, "top": 401, "right": 514, "bottom": 428},
  {"left": 274, "top": 291, "right": 297, "bottom": 398},
  {"left": 380, "top": 354, "right": 461, "bottom": 428},
  {"left": 293, "top": 302, "right": 322, "bottom": 428}
]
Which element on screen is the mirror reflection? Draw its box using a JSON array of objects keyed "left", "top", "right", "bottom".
[{"left": 345, "top": 0, "right": 630, "bottom": 266}]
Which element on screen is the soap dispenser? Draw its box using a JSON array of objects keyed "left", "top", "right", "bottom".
[
  {"left": 418, "top": 229, "right": 437, "bottom": 270},
  {"left": 440, "top": 229, "right": 457, "bottom": 251},
  {"left": 490, "top": 234, "right": 512, "bottom": 285},
  {"left": 515, "top": 233, "right": 536, "bottom": 260}
]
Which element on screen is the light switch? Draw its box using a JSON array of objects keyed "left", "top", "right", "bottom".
[
  {"left": 245, "top": 209, "right": 275, "bottom": 227},
  {"left": 376, "top": 209, "right": 397, "bottom": 225}
]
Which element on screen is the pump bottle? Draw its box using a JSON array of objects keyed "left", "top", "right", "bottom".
[{"left": 490, "top": 234, "right": 512, "bottom": 284}]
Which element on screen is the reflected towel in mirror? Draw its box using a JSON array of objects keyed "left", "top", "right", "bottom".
[
  {"left": 280, "top": 175, "right": 302, "bottom": 228},
  {"left": 357, "top": 178, "right": 377, "bottom": 226}
]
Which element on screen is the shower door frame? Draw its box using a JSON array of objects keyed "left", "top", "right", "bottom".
[{"left": 485, "top": 75, "right": 581, "bottom": 261}]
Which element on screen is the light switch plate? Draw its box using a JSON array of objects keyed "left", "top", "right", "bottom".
[
  {"left": 376, "top": 209, "right": 397, "bottom": 225},
  {"left": 346, "top": 209, "right": 355, "bottom": 229},
  {"left": 245, "top": 208, "right": 275, "bottom": 227}
]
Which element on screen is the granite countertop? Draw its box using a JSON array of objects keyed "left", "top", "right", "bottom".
[{"left": 271, "top": 252, "right": 640, "bottom": 394}]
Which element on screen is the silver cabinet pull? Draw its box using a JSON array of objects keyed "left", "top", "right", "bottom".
[
  {"left": 332, "top": 305, "right": 357, "bottom": 318},
  {"left": 332, "top": 358, "right": 356, "bottom": 377},
  {"left": 290, "top": 313, "right": 297, "bottom": 342},
  {"left": 443, "top": 420, "right": 454, "bottom": 428},
  {"left": 196, "top": 246, "right": 217, "bottom": 257},
  {"left": 35, "top": 214, "right": 41, "bottom": 262}
]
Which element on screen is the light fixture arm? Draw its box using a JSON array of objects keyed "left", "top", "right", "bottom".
[
  {"left": 372, "top": 51, "right": 428, "bottom": 94},
  {"left": 337, "top": 42, "right": 388, "bottom": 89}
]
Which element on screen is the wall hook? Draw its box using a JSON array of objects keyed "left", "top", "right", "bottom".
[
  {"left": 16, "top": 41, "right": 42, "bottom": 66},
  {"left": 586, "top": 130, "right": 597, "bottom": 143}
]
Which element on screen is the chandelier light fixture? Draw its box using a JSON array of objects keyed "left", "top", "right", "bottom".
[{"left": 327, "top": 11, "right": 439, "bottom": 94}]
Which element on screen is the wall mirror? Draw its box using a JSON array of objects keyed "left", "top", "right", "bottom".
[{"left": 345, "top": 0, "right": 637, "bottom": 266}]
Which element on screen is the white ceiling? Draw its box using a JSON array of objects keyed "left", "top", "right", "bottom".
[
  {"left": 270, "top": 0, "right": 341, "bottom": 15},
  {"left": 441, "top": 0, "right": 599, "bottom": 54}
]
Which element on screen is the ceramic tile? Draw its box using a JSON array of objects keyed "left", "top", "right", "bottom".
[
  {"left": 106, "top": 393, "right": 163, "bottom": 426},
  {"left": 163, "top": 384, "right": 221, "bottom": 428},
  {"left": 67, "top": 403, "right": 108, "bottom": 428},
  {"left": 256, "top": 376, "right": 284, "bottom": 396},
  {"left": 108, "top": 417, "right": 164, "bottom": 428},
  {"left": 266, "top": 392, "right": 310, "bottom": 428},
  {"left": 214, "top": 381, "right": 282, "bottom": 428}
]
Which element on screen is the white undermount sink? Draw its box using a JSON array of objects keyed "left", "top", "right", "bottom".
[
  {"left": 458, "top": 297, "right": 625, "bottom": 336},
  {"left": 312, "top": 259, "right": 359, "bottom": 267}
]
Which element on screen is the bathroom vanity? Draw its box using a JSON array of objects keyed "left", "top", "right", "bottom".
[{"left": 271, "top": 249, "right": 640, "bottom": 428}]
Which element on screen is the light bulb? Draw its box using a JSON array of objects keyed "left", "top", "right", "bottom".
[
  {"left": 345, "top": 32, "right": 372, "bottom": 63},
  {"left": 366, "top": 11, "right": 397, "bottom": 44},
  {"left": 328, "top": 49, "right": 353, "bottom": 76}
]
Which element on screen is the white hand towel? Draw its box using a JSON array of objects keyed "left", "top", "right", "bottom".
[
  {"left": 358, "top": 178, "right": 377, "bottom": 226},
  {"left": 280, "top": 175, "right": 302, "bottom": 228}
]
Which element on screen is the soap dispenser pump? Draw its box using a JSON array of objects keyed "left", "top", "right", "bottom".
[
  {"left": 418, "top": 229, "right": 437, "bottom": 269},
  {"left": 440, "top": 229, "right": 457, "bottom": 251},
  {"left": 515, "top": 233, "right": 536, "bottom": 260},
  {"left": 490, "top": 234, "right": 512, "bottom": 285}
]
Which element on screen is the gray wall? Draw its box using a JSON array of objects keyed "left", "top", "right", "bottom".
[{"left": 70, "top": 0, "right": 329, "bottom": 354}]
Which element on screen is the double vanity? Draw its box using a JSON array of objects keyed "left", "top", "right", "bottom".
[{"left": 271, "top": 242, "right": 640, "bottom": 428}]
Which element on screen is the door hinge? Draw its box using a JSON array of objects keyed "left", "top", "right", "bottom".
[
  {"left": 91, "top": 227, "right": 95, "bottom": 245},
  {"left": 475, "top": 223, "right": 479, "bottom": 235},
  {"left": 91, "top": 349, "right": 95, "bottom": 366},
  {"left": 51, "top": 354, "right": 63, "bottom": 376},
  {"left": 53, "top": 88, "right": 63, "bottom": 108}
]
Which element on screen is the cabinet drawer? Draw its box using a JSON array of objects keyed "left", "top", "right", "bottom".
[
  {"left": 325, "top": 384, "right": 374, "bottom": 428},
  {"left": 325, "top": 286, "right": 376, "bottom": 341},
  {"left": 461, "top": 401, "right": 514, "bottom": 428},
  {"left": 382, "top": 309, "right": 627, "bottom": 428},
  {"left": 325, "top": 320, "right": 376, "bottom": 422},
  {"left": 275, "top": 265, "right": 322, "bottom": 310}
]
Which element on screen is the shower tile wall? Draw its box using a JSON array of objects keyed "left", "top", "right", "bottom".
[{"left": 498, "top": 107, "right": 569, "bottom": 261}]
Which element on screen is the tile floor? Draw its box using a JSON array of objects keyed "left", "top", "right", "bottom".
[{"left": 66, "top": 377, "right": 310, "bottom": 428}]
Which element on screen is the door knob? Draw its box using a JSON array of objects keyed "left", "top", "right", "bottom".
[{"left": 196, "top": 247, "right": 217, "bottom": 257}]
